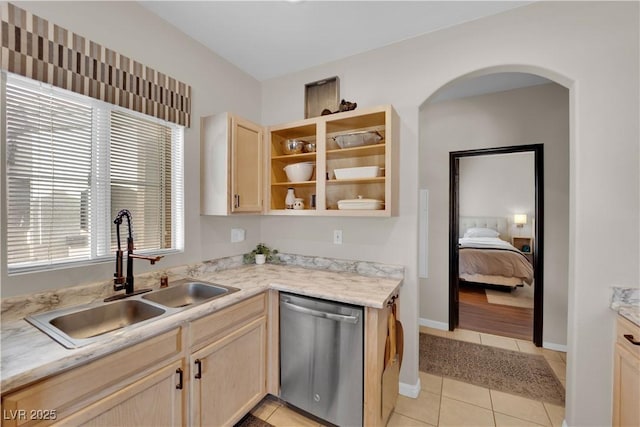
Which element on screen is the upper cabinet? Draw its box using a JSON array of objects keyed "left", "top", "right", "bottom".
[
  {"left": 201, "top": 113, "right": 263, "bottom": 215},
  {"left": 201, "top": 106, "right": 398, "bottom": 217},
  {"left": 267, "top": 105, "right": 399, "bottom": 217}
]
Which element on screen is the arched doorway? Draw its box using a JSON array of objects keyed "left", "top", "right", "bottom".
[{"left": 418, "top": 67, "right": 571, "bottom": 348}]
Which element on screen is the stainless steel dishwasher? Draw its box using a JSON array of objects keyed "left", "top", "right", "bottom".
[{"left": 279, "top": 292, "right": 364, "bottom": 427}]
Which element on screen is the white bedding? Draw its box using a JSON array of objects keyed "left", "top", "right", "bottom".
[{"left": 458, "top": 236, "right": 517, "bottom": 251}]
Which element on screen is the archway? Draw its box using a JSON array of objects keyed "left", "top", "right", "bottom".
[{"left": 417, "top": 65, "right": 572, "bottom": 348}]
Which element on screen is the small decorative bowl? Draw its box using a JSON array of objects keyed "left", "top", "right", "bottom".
[
  {"left": 303, "top": 142, "right": 316, "bottom": 153},
  {"left": 282, "top": 139, "right": 304, "bottom": 154}
]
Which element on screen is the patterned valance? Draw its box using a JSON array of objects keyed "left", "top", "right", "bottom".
[{"left": 0, "top": 3, "right": 191, "bottom": 127}]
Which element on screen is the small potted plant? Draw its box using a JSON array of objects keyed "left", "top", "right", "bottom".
[{"left": 244, "top": 243, "right": 279, "bottom": 265}]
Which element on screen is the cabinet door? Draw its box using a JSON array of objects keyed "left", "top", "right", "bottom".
[
  {"left": 231, "top": 116, "right": 263, "bottom": 213},
  {"left": 56, "top": 360, "right": 185, "bottom": 427},
  {"left": 191, "top": 317, "right": 266, "bottom": 427},
  {"left": 613, "top": 342, "right": 640, "bottom": 426}
]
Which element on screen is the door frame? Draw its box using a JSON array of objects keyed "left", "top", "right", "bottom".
[{"left": 449, "top": 144, "right": 544, "bottom": 346}]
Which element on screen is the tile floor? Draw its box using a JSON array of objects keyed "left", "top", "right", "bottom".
[{"left": 250, "top": 326, "right": 566, "bottom": 427}]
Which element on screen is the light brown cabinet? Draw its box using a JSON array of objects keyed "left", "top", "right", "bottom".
[
  {"left": 201, "top": 113, "right": 263, "bottom": 215},
  {"left": 189, "top": 293, "right": 267, "bottom": 427},
  {"left": 613, "top": 315, "right": 640, "bottom": 427},
  {"left": 1, "top": 328, "right": 184, "bottom": 427},
  {"left": 267, "top": 105, "right": 399, "bottom": 216},
  {"left": 54, "top": 360, "right": 185, "bottom": 427}
]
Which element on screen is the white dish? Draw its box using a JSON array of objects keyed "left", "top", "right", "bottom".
[
  {"left": 337, "top": 196, "right": 384, "bottom": 210},
  {"left": 283, "top": 162, "right": 314, "bottom": 182},
  {"left": 334, "top": 166, "right": 380, "bottom": 180}
]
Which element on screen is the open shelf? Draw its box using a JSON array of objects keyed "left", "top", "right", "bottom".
[{"left": 266, "top": 105, "right": 398, "bottom": 217}]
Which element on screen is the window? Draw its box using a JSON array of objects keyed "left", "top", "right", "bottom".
[{"left": 3, "top": 73, "right": 184, "bottom": 273}]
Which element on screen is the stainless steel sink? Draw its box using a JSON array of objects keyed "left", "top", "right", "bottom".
[
  {"left": 26, "top": 299, "right": 166, "bottom": 349},
  {"left": 25, "top": 279, "right": 239, "bottom": 349},
  {"left": 142, "top": 281, "right": 239, "bottom": 308}
]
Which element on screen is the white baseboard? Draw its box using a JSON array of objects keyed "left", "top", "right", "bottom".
[
  {"left": 399, "top": 379, "right": 421, "bottom": 398},
  {"left": 418, "top": 317, "right": 448, "bottom": 330},
  {"left": 543, "top": 341, "right": 568, "bottom": 352}
]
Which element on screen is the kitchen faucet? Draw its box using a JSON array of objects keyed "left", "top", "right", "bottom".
[{"left": 106, "top": 209, "right": 163, "bottom": 302}]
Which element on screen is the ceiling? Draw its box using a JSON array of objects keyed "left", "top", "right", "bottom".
[{"left": 140, "top": 1, "right": 534, "bottom": 82}]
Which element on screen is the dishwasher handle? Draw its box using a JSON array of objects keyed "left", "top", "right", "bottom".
[{"left": 282, "top": 300, "right": 360, "bottom": 324}]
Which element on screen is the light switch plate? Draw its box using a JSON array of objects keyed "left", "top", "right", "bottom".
[
  {"left": 333, "top": 230, "right": 343, "bottom": 245},
  {"left": 231, "top": 228, "right": 245, "bottom": 243}
]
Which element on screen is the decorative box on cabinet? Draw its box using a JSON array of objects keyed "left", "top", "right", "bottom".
[
  {"left": 201, "top": 113, "right": 263, "bottom": 215},
  {"left": 266, "top": 105, "right": 399, "bottom": 217}
]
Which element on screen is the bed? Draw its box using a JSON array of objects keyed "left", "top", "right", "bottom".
[{"left": 458, "top": 217, "right": 533, "bottom": 289}]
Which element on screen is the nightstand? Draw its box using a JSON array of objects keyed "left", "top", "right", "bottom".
[{"left": 512, "top": 236, "right": 534, "bottom": 263}]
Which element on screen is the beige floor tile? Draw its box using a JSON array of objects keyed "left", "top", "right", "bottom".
[
  {"left": 491, "top": 390, "right": 551, "bottom": 426},
  {"left": 546, "top": 359, "right": 566, "bottom": 380},
  {"left": 267, "top": 406, "right": 319, "bottom": 427},
  {"left": 480, "top": 333, "right": 519, "bottom": 351},
  {"left": 438, "top": 396, "right": 495, "bottom": 427},
  {"left": 559, "top": 352, "right": 566, "bottom": 362},
  {"left": 420, "top": 326, "right": 448, "bottom": 337},
  {"left": 419, "top": 371, "right": 443, "bottom": 395},
  {"left": 442, "top": 377, "right": 492, "bottom": 409},
  {"left": 494, "top": 412, "right": 546, "bottom": 426},
  {"left": 544, "top": 402, "right": 566, "bottom": 427},
  {"left": 515, "top": 340, "right": 543, "bottom": 354},
  {"left": 394, "top": 391, "right": 441, "bottom": 426},
  {"left": 387, "top": 412, "right": 435, "bottom": 427},
  {"left": 450, "top": 328, "right": 482, "bottom": 344},
  {"left": 541, "top": 349, "right": 564, "bottom": 363},
  {"left": 251, "top": 399, "right": 281, "bottom": 420}
]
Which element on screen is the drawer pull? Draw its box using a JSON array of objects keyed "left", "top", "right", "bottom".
[
  {"left": 195, "top": 359, "right": 202, "bottom": 379},
  {"left": 176, "top": 368, "right": 183, "bottom": 389},
  {"left": 624, "top": 334, "right": 640, "bottom": 345}
]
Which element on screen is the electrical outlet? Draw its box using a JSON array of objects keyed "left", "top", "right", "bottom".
[{"left": 333, "top": 230, "right": 343, "bottom": 245}]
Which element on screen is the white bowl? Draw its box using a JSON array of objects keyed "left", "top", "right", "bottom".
[
  {"left": 334, "top": 166, "right": 380, "bottom": 180},
  {"left": 283, "top": 162, "right": 314, "bottom": 182}
]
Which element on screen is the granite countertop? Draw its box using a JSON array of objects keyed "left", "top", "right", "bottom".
[
  {"left": 1, "top": 263, "right": 402, "bottom": 393},
  {"left": 610, "top": 286, "right": 640, "bottom": 327}
]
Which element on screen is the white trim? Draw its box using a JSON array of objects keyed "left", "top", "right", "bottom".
[
  {"left": 399, "top": 379, "right": 421, "bottom": 398},
  {"left": 562, "top": 419, "right": 568, "bottom": 427},
  {"left": 418, "top": 189, "right": 429, "bottom": 278},
  {"left": 419, "top": 317, "right": 448, "bottom": 330},
  {"left": 543, "top": 341, "right": 568, "bottom": 352}
]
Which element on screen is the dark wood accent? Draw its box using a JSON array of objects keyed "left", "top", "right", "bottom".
[
  {"left": 449, "top": 156, "right": 460, "bottom": 330},
  {"left": 449, "top": 144, "right": 544, "bottom": 346},
  {"left": 458, "top": 282, "right": 533, "bottom": 341}
]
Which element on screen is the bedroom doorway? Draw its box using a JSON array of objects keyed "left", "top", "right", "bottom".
[{"left": 449, "top": 144, "right": 544, "bottom": 346}]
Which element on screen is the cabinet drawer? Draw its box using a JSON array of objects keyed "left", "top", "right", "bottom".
[
  {"left": 190, "top": 293, "right": 266, "bottom": 351},
  {"left": 617, "top": 316, "right": 640, "bottom": 359},
  {"left": 1, "top": 328, "right": 182, "bottom": 427}
]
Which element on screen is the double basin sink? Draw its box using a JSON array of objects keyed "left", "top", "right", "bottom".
[{"left": 26, "top": 279, "right": 240, "bottom": 349}]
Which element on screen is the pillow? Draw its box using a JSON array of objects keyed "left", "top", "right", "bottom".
[{"left": 463, "top": 227, "right": 500, "bottom": 238}]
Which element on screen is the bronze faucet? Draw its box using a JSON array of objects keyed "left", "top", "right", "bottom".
[{"left": 106, "top": 209, "right": 163, "bottom": 302}]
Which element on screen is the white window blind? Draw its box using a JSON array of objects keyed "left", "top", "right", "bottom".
[
  {"left": 4, "top": 73, "right": 184, "bottom": 273},
  {"left": 110, "top": 111, "right": 173, "bottom": 252}
]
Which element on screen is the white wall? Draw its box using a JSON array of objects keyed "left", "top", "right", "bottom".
[
  {"left": 261, "top": 3, "right": 639, "bottom": 425},
  {"left": 422, "top": 84, "right": 569, "bottom": 348},
  {"left": 459, "top": 152, "right": 535, "bottom": 240},
  {"left": 0, "top": 1, "right": 264, "bottom": 297}
]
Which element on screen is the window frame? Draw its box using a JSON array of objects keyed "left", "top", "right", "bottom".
[{"left": 1, "top": 72, "right": 185, "bottom": 275}]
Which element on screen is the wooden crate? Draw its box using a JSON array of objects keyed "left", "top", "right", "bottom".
[{"left": 305, "top": 76, "right": 339, "bottom": 118}]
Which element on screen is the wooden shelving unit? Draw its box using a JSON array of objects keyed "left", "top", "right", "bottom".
[{"left": 266, "top": 105, "right": 398, "bottom": 217}]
